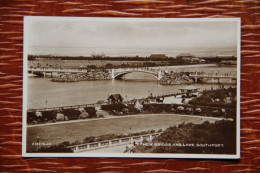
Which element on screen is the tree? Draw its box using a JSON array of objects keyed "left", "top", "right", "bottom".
[{"left": 105, "top": 63, "right": 113, "bottom": 68}]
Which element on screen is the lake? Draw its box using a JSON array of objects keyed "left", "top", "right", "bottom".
[{"left": 27, "top": 64, "right": 236, "bottom": 109}]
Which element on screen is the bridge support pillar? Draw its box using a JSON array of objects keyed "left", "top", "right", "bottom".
[
  {"left": 158, "top": 70, "right": 162, "bottom": 80},
  {"left": 149, "top": 134, "right": 153, "bottom": 140},
  {"left": 130, "top": 137, "right": 133, "bottom": 144},
  {"left": 111, "top": 69, "right": 115, "bottom": 79},
  {"left": 195, "top": 77, "right": 197, "bottom": 83}
]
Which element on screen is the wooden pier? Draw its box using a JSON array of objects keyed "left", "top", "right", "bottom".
[{"left": 189, "top": 72, "right": 236, "bottom": 83}]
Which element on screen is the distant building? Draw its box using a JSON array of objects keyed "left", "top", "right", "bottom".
[
  {"left": 219, "top": 60, "right": 237, "bottom": 65},
  {"left": 91, "top": 52, "right": 105, "bottom": 58},
  {"left": 192, "top": 58, "right": 201, "bottom": 62},
  {"left": 149, "top": 54, "right": 167, "bottom": 59},
  {"left": 217, "top": 55, "right": 235, "bottom": 59},
  {"left": 202, "top": 56, "right": 221, "bottom": 63},
  {"left": 176, "top": 53, "right": 195, "bottom": 61},
  {"left": 107, "top": 94, "right": 124, "bottom": 104},
  {"left": 202, "top": 55, "right": 235, "bottom": 63}
]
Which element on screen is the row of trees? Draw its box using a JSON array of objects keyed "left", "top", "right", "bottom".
[
  {"left": 101, "top": 102, "right": 236, "bottom": 119},
  {"left": 189, "top": 87, "right": 236, "bottom": 107},
  {"left": 27, "top": 107, "right": 96, "bottom": 125}
]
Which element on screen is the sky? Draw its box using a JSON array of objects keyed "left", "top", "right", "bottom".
[{"left": 25, "top": 17, "right": 239, "bottom": 57}]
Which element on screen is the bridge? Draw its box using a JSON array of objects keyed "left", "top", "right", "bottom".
[
  {"left": 111, "top": 68, "right": 163, "bottom": 80},
  {"left": 189, "top": 72, "right": 237, "bottom": 83},
  {"left": 28, "top": 67, "right": 164, "bottom": 80}
]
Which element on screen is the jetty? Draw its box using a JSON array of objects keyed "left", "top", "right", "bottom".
[{"left": 189, "top": 72, "right": 236, "bottom": 83}]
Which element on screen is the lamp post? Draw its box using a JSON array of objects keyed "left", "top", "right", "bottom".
[
  {"left": 36, "top": 136, "right": 39, "bottom": 151},
  {"left": 45, "top": 99, "right": 47, "bottom": 109},
  {"left": 130, "top": 127, "right": 132, "bottom": 144}
]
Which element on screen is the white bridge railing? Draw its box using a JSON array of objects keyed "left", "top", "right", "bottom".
[
  {"left": 67, "top": 132, "right": 161, "bottom": 153},
  {"left": 114, "top": 67, "right": 158, "bottom": 73}
]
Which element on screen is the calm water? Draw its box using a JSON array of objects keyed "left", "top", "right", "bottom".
[{"left": 27, "top": 65, "right": 236, "bottom": 109}]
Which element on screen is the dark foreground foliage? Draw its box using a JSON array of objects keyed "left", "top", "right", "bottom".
[
  {"left": 189, "top": 87, "right": 236, "bottom": 108},
  {"left": 134, "top": 120, "right": 236, "bottom": 154}
]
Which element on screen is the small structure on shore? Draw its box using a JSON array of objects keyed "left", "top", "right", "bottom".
[
  {"left": 178, "top": 86, "right": 200, "bottom": 97},
  {"left": 143, "top": 93, "right": 157, "bottom": 104},
  {"left": 108, "top": 94, "right": 124, "bottom": 104}
]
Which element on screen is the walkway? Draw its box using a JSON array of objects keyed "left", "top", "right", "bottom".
[{"left": 27, "top": 113, "right": 224, "bottom": 128}]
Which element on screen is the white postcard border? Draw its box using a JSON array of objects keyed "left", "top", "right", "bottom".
[{"left": 22, "top": 17, "right": 241, "bottom": 159}]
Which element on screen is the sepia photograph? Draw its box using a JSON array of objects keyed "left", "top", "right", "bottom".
[{"left": 22, "top": 17, "right": 240, "bottom": 158}]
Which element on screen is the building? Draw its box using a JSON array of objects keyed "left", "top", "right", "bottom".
[
  {"left": 91, "top": 52, "right": 105, "bottom": 58},
  {"left": 143, "top": 96, "right": 157, "bottom": 104},
  {"left": 176, "top": 53, "right": 195, "bottom": 61},
  {"left": 107, "top": 94, "right": 124, "bottom": 104},
  {"left": 149, "top": 54, "right": 167, "bottom": 59},
  {"left": 217, "top": 55, "right": 235, "bottom": 59},
  {"left": 219, "top": 60, "right": 237, "bottom": 65}
]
